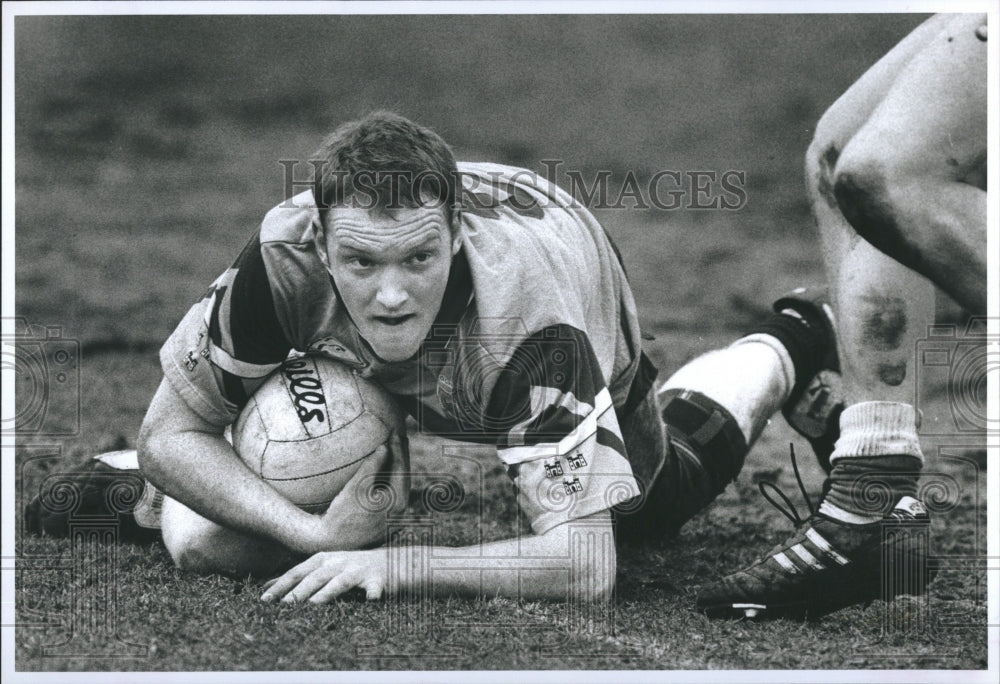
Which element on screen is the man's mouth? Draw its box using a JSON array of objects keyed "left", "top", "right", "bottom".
[{"left": 372, "top": 313, "right": 417, "bottom": 327}]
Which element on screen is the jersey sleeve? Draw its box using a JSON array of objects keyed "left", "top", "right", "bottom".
[
  {"left": 159, "top": 230, "right": 292, "bottom": 427},
  {"left": 486, "top": 324, "right": 641, "bottom": 535}
]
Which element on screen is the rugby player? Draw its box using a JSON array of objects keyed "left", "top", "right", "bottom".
[
  {"left": 697, "top": 13, "right": 986, "bottom": 618},
  {"left": 26, "top": 111, "right": 930, "bottom": 609}
]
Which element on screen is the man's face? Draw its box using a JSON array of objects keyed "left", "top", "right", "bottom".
[{"left": 325, "top": 204, "right": 460, "bottom": 363}]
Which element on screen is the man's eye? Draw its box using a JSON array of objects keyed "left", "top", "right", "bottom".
[
  {"left": 350, "top": 257, "right": 373, "bottom": 268},
  {"left": 410, "top": 252, "right": 432, "bottom": 264}
]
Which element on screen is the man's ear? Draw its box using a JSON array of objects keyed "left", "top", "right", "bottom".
[{"left": 450, "top": 209, "right": 463, "bottom": 255}]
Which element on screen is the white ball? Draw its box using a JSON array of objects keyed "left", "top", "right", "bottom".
[{"left": 231, "top": 355, "right": 405, "bottom": 512}]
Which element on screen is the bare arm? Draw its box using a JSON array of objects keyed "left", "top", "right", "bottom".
[
  {"left": 138, "top": 376, "right": 327, "bottom": 554},
  {"left": 261, "top": 508, "right": 616, "bottom": 603},
  {"left": 416, "top": 509, "right": 616, "bottom": 601}
]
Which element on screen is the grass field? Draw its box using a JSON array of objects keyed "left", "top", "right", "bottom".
[{"left": 10, "top": 12, "right": 990, "bottom": 673}]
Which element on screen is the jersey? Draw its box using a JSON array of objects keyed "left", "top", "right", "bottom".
[{"left": 160, "top": 162, "right": 647, "bottom": 534}]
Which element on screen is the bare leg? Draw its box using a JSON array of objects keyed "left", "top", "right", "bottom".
[
  {"left": 161, "top": 495, "right": 299, "bottom": 577},
  {"left": 678, "top": 13, "right": 981, "bottom": 455},
  {"left": 800, "top": 15, "right": 988, "bottom": 520},
  {"left": 832, "top": 13, "right": 987, "bottom": 313},
  {"left": 694, "top": 15, "right": 963, "bottom": 618},
  {"left": 810, "top": 149, "right": 936, "bottom": 410},
  {"left": 659, "top": 340, "right": 792, "bottom": 447}
]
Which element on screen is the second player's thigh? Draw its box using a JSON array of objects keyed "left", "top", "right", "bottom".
[
  {"left": 845, "top": 13, "right": 987, "bottom": 180},
  {"left": 161, "top": 495, "right": 299, "bottom": 577},
  {"left": 816, "top": 13, "right": 956, "bottom": 143}
]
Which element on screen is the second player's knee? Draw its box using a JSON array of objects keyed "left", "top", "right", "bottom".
[{"left": 832, "top": 156, "right": 907, "bottom": 253}]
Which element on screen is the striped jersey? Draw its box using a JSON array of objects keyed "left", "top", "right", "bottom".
[{"left": 160, "top": 162, "right": 645, "bottom": 534}]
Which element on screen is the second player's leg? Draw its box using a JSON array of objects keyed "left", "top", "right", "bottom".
[
  {"left": 692, "top": 14, "right": 961, "bottom": 619},
  {"left": 810, "top": 141, "right": 933, "bottom": 519},
  {"left": 832, "top": 13, "right": 987, "bottom": 313},
  {"left": 808, "top": 125, "right": 938, "bottom": 412}
]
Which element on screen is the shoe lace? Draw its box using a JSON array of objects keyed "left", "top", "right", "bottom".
[{"left": 757, "top": 443, "right": 814, "bottom": 527}]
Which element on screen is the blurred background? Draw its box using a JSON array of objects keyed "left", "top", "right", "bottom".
[
  {"left": 15, "top": 14, "right": 929, "bottom": 342},
  {"left": 13, "top": 13, "right": 936, "bottom": 447}
]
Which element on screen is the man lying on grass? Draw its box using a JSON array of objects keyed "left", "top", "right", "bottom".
[{"left": 27, "top": 111, "right": 934, "bottom": 617}]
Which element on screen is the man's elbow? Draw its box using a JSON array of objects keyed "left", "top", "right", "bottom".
[
  {"left": 137, "top": 377, "right": 225, "bottom": 484},
  {"left": 136, "top": 421, "right": 169, "bottom": 486}
]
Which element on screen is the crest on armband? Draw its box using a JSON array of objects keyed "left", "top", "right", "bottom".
[
  {"left": 544, "top": 459, "right": 564, "bottom": 478},
  {"left": 562, "top": 477, "right": 583, "bottom": 495}
]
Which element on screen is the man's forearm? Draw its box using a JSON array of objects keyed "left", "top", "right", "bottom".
[
  {"left": 138, "top": 378, "right": 322, "bottom": 554},
  {"left": 140, "top": 429, "right": 321, "bottom": 552},
  {"left": 386, "top": 512, "right": 617, "bottom": 601}
]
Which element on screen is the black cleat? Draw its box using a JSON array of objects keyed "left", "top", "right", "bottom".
[
  {"left": 24, "top": 456, "right": 161, "bottom": 544},
  {"left": 696, "top": 448, "right": 935, "bottom": 620},
  {"left": 774, "top": 286, "right": 843, "bottom": 473}
]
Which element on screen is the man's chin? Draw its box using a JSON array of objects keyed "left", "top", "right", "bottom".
[{"left": 367, "top": 339, "right": 422, "bottom": 364}]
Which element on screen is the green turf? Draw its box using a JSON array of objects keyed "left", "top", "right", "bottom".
[{"left": 12, "top": 12, "right": 989, "bottom": 672}]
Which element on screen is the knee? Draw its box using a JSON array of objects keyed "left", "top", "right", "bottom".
[
  {"left": 171, "top": 544, "right": 216, "bottom": 574},
  {"left": 805, "top": 116, "right": 848, "bottom": 211},
  {"left": 163, "top": 522, "right": 225, "bottom": 574},
  {"left": 831, "top": 153, "right": 905, "bottom": 253},
  {"left": 160, "top": 498, "right": 231, "bottom": 574},
  {"left": 806, "top": 104, "right": 911, "bottom": 256},
  {"left": 161, "top": 498, "right": 291, "bottom": 576}
]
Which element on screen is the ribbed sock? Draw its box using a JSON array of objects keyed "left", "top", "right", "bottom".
[{"left": 820, "top": 402, "right": 923, "bottom": 523}]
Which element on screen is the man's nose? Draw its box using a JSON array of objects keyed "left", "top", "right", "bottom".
[{"left": 375, "top": 271, "right": 409, "bottom": 310}]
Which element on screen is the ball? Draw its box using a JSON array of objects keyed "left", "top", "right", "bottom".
[{"left": 230, "top": 355, "right": 405, "bottom": 512}]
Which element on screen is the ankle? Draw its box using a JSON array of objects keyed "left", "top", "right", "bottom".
[{"left": 821, "top": 401, "right": 923, "bottom": 519}]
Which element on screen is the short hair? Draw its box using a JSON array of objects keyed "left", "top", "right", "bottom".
[{"left": 312, "top": 111, "right": 460, "bottom": 230}]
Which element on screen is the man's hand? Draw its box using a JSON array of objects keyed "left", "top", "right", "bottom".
[
  {"left": 261, "top": 549, "right": 388, "bottom": 603},
  {"left": 303, "top": 430, "right": 411, "bottom": 553}
]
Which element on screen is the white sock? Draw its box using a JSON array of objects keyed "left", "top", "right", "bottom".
[
  {"left": 729, "top": 333, "right": 796, "bottom": 400},
  {"left": 658, "top": 335, "right": 793, "bottom": 444},
  {"left": 829, "top": 401, "right": 923, "bottom": 463},
  {"left": 94, "top": 450, "right": 162, "bottom": 529},
  {"left": 95, "top": 449, "right": 140, "bottom": 470}
]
